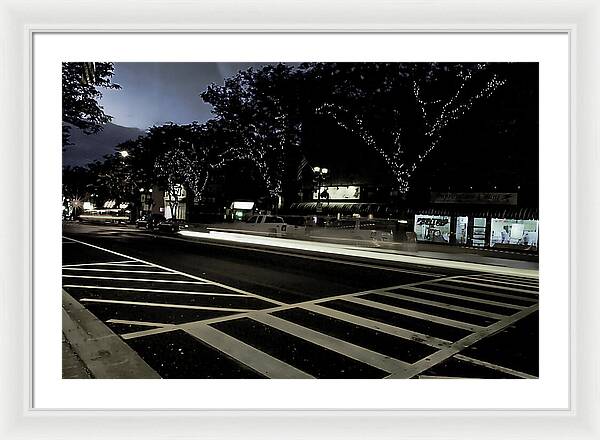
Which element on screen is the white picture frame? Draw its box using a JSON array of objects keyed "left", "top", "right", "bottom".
[{"left": 1, "top": 0, "right": 597, "bottom": 438}]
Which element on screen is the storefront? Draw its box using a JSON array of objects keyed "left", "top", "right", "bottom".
[
  {"left": 163, "top": 184, "right": 188, "bottom": 220},
  {"left": 490, "top": 218, "right": 539, "bottom": 249},
  {"left": 413, "top": 214, "right": 452, "bottom": 243},
  {"left": 412, "top": 208, "right": 539, "bottom": 251}
]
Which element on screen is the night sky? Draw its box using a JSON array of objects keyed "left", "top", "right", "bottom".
[{"left": 98, "top": 62, "right": 273, "bottom": 129}]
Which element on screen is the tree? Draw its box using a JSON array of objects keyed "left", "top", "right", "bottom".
[
  {"left": 62, "top": 62, "right": 121, "bottom": 148},
  {"left": 62, "top": 165, "right": 93, "bottom": 217},
  {"left": 201, "top": 64, "right": 302, "bottom": 204},
  {"left": 87, "top": 153, "right": 135, "bottom": 208},
  {"left": 154, "top": 146, "right": 193, "bottom": 219},
  {"left": 308, "top": 63, "right": 505, "bottom": 194}
]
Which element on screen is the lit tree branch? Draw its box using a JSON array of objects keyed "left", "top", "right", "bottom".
[{"left": 317, "top": 64, "right": 505, "bottom": 194}]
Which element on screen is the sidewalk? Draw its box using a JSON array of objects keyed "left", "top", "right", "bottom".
[
  {"left": 62, "top": 289, "right": 161, "bottom": 379},
  {"left": 62, "top": 334, "right": 92, "bottom": 379}
]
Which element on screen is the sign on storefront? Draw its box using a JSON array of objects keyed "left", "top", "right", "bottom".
[{"left": 430, "top": 192, "right": 517, "bottom": 205}]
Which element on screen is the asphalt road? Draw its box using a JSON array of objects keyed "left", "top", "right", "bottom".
[{"left": 62, "top": 222, "right": 539, "bottom": 379}]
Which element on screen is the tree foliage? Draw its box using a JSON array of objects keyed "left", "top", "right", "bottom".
[
  {"left": 62, "top": 62, "right": 121, "bottom": 148},
  {"left": 202, "top": 64, "right": 302, "bottom": 199},
  {"left": 303, "top": 62, "right": 505, "bottom": 194}
]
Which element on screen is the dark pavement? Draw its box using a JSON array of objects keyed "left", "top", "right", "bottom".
[{"left": 62, "top": 222, "right": 539, "bottom": 379}]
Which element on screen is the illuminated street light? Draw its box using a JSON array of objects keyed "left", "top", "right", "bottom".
[
  {"left": 120, "top": 150, "right": 129, "bottom": 158},
  {"left": 313, "top": 165, "right": 329, "bottom": 214}
]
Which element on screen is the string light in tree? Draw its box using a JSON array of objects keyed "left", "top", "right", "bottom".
[{"left": 317, "top": 63, "right": 506, "bottom": 194}]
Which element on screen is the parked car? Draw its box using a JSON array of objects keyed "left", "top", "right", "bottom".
[
  {"left": 136, "top": 213, "right": 166, "bottom": 230},
  {"left": 240, "top": 214, "right": 287, "bottom": 236},
  {"left": 156, "top": 218, "right": 189, "bottom": 233}
]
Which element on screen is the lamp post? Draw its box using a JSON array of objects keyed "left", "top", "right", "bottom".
[
  {"left": 313, "top": 166, "right": 328, "bottom": 214},
  {"left": 117, "top": 149, "right": 136, "bottom": 222}
]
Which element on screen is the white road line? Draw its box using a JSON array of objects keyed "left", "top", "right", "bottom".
[
  {"left": 343, "top": 296, "right": 483, "bottom": 332},
  {"left": 79, "top": 298, "right": 253, "bottom": 312},
  {"left": 120, "top": 327, "right": 184, "bottom": 340},
  {"left": 461, "top": 275, "right": 539, "bottom": 289},
  {"left": 250, "top": 312, "right": 410, "bottom": 374},
  {"left": 62, "top": 275, "right": 212, "bottom": 285},
  {"left": 119, "top": 278, "right": 463, "bottom": 339},
  {"left": 62, "top": 236, "right": 285, "bottom": 306},
  {"left": 386, "top": 303, "right": 539, "bottom": 379},
  {"left": 62, "top": 260, "right": 137, "bottom": 267},
  {"left": 62, "top": 267, "right": 174, "bottom": 274},
  {"left": 398, "top": 286, "right": 526, "bottom": 310},
  {"left": 453, "top": 354, "right": 537, "bottom": 379},
  {"left": 184, "top": 324, "right": 314, "bottom": 379},
  {"left": 443, "top": 278, "right": 539, "bottom": 294},
  {"left": 426, "top": 282, "right": 538, "bottom": 303},
  {"left": 63, "top": 285, "right": 249, "bottom": 297},
  {"left": 300, "top": 303, "right": 451, "bottom": 349},
  {"left": 475, "top": 272, "right": 539, "bottom": 283},
  {"left": 106, "top": 319, "right": 176, "bottom": 328},
  {"left": 371, "top": 291, "right": 506, "bottom": 320}
]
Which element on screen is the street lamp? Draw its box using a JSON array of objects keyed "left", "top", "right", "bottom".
[
  {"left": 313, "top": 166, "right": 329, "bottom": 214},
  {"left": 119, "top": 150, "right": 129, "bottom": 158}
]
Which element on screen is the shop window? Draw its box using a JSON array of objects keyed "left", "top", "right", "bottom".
[
  {"left": 414, "top": 214, "right": 451, "bottom": 244},
  {"left": 490, "top": 218, "right": 539, "bottom": 249},
  {"left": 455, "top": 216, "right": 469, "bottom": 245},
  {"left": 472, "top": 217, "right": 487, "bottom": 247}
]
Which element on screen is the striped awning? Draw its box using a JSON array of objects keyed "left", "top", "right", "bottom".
[{"left": 287, "top": 202, "right": 538, "bottom": 220}]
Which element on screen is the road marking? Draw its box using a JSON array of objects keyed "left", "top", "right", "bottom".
[
  {"left": 343, "top": 296, "right": 483, "bottom": 332},
  {"left": 79, "top": 298, "right": 253, "bottom": 312},
  {"left": 118, "top": 281, "right": 459, "bottom": 343},
  {"left": 398, "top": 286, "right": 526, "bottom": 310},
  {"left": 475, "top": 272, "right": 539, "bottom": 283},
  {"left": 62, "top": 260, "right": 142, "bottom": 267},
  {"left": 106, "top": 319, "right": 176, "bottom": 328},
  {"left": 461, "top": 275, "right": 539, "bottom": 289},
  {"left": 63, "top": 285, "right": 249, "bottom": 297},
  {"left": 426, "top": 282, "right": 538, "bottom": 303},
  {"left": 62, "top": 267, "right": 174, "bottom": 274},
  {"left": 250, "top": 312, "right": 410, "bottom": 374},
  {"left": 120, "top": 327, "right": 184, "bottom": 340},
  {"left": 184, "top": 324, "right": 314, "bottom": 379},
  {"left": 62, "top": 275, "right": 213, "bottom": 285},
  {"left": 300, "top": 303, "right": 451, "bottom": 349},
  {"left": 443, "top": 278, "right": 539, "bottom": 294},
  {"left": 62, "top": 236, "right": 285, "bottom": 306},
  {"left": 372, "top": 291, "right": 507, "bottom": 320},
  {"left": 386, "top": 303, "right": 539, "bottom": 379},
  {"left": 453, "top": 354, "right": 537, "bottom": 379}
]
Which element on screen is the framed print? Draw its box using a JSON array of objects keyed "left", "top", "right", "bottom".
[{"left": 0, "top": 0, "right": 598, "bottom": 439}]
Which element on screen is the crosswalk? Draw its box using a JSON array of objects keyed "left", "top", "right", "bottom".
[{"left": 62, "top": 239, "right": 539, "bottom": 379}]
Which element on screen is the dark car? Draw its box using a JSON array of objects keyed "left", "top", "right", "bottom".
[
  {"left": 136, "top": 213, "right": 166, "bottom": 230},
  {"left": 156, "top": 218, "right": 189, "bottom": 233}
]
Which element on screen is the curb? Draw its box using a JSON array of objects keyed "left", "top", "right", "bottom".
[{"left": 62, "top": 289, "right": 161, "bottom": 379}]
